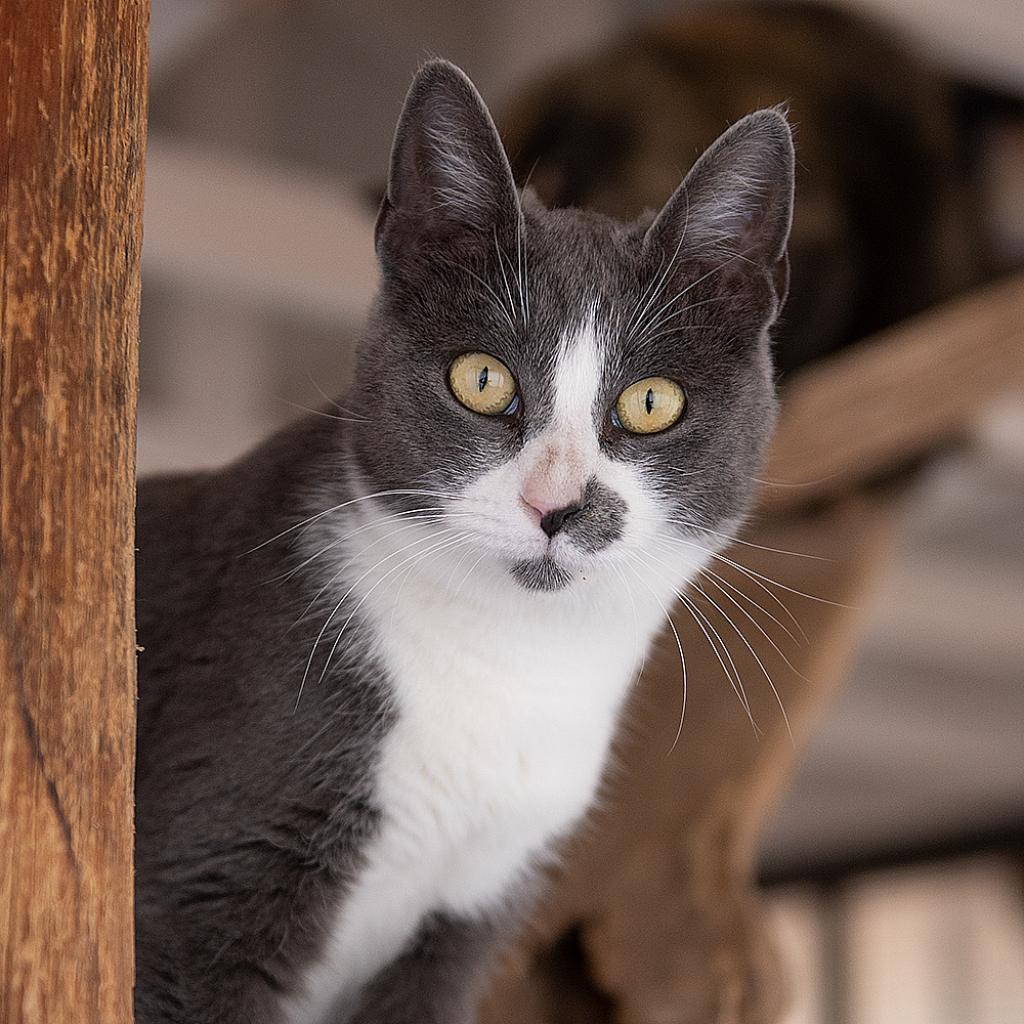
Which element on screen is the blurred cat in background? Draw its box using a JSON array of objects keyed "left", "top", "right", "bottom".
[{"left": 502, "top": 1, "right": 1018, "bottom": 374}]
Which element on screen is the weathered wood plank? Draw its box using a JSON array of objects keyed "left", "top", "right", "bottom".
[
  {"left": 0, "top": 3, "right": 149, "bottom": 1022},
  {"left": 761, "top": 273, "right": 1024, "bottom": 513}
]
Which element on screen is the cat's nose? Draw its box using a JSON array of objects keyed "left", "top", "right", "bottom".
[
  {"left": 520, "top": 492, "right": 583, "bottom": 537},
  {"left": 539, "top": 503, "right": 582, "bottom": 538},
  {"left": 520, "top": 467, "right": 586, "bottom": 535}
]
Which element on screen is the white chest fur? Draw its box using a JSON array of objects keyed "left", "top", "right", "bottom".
[{"left": 282, "top": 531, "right": 675, "bottom": 1024}]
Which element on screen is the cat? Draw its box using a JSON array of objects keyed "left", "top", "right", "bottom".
[
  {"left": 134, "top": 59, "right": 794, "bottom": 1024},
  {"left": 500, "top": 0, "right": 996, "bottom": 375}
]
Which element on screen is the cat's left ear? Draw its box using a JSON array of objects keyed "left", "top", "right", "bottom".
[
  {"left": 375, "top": 60, "right": 522, "bottom": 260},
  {"left": 644, "top": 109, "right": 795, "bottom": 314}
]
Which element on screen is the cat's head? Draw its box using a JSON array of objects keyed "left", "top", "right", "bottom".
[{"left": 347, "top": 60, "right": 793, "bottom": 594}]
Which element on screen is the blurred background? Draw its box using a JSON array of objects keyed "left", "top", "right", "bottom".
[{"left": 139, "top": 1, "right": 1024, "bottom": 1021}]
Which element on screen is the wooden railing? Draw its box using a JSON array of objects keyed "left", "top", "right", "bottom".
[{"left": 762, "top": 273, "right": 1024, "bottom": 513}]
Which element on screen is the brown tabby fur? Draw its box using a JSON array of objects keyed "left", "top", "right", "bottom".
[{"left": 501, "top": 1, "right": 991, "bottom": 373}]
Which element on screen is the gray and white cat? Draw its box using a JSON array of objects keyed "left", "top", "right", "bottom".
[{"left": 134, "top": 60, "right": 794, "bottom": 1024}]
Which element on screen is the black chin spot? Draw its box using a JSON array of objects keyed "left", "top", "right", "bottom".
[{"left": 510, "top": 558, "right": 574, "bottom": 592}]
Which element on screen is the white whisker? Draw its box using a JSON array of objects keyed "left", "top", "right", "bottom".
[
  {"left": 609, "top": 561, "right": 646, "bottom": 685},
  {"left": 316, "top": 532, "right": 470, "bottom": 690},
  {"left": 655, "top": 532, "right": 811, "bottom": 640},
  {"left": 266, "top": 508, "right": 452, "bottom": 585},
  {"left": 693, "top": 581, "right": 793, "bottom": 741},
  {"left": 620, "top": 554, "right": 688, "bottom": 752},
  {"left": 697, "top": 564, "right": 802, "bottom": 646},
  {"left": 631, "top": 548, "right": 759, "bottom": 736},
  {"left": 493, "top": 230, "right": 520, "bottom": 329},
  {"left": 241, "top": 488, "right": 471, "bottom": 556},
  {"left": 516, "top": 214, "right": 529, "bottom": 325},
  {"left": 442, "top": 254, "right": 518, "bottom": 334},
  {"left": 299, "top": 370, "right": 370, "bottom": 421},
  {"left": 699, "top": 571, "right": 811, "bottom": 684},
  {"left": 297, "top": 527, "right": 464, "bottom": 707},
  {"left": 451, "top": 547, "right": 490, "bottom": 603}
]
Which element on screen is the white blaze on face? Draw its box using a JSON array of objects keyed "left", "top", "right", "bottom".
[
  {"left": 457, "top": 304, "right": 696, "bottom": 580},
  {"left": 458, "top": 306, "right": 611, "bottom": 560},
  {"left": 519, "top": 308, "right": 604, "bottom": 518}
]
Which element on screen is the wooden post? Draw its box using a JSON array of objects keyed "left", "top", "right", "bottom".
[{"left": 1, "top": 3, "right": 148, "bottom": 1023}]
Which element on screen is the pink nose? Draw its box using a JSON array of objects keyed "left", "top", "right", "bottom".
[
  {"left": 520, "top": 493, "right": 561, "bottom": 521},
  {"left": 520, "top": 474, "right": 584, "bottom": 533},
  {"left": 520, "top": 476, "right": 580, "bottom": 518}
]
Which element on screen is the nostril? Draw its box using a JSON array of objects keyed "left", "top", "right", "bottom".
[{"left": 539, "top": 504, "right": 582, "bottom": 539}]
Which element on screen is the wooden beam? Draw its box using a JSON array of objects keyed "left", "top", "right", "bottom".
[
  {"left": 761, "top": 273, "right": 1024, "bottom": 513},
  {"left": 0, "top": 3, "right": 149, "bottom": 1023}
]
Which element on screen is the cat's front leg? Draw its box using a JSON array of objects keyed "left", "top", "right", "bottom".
[{"left": 342, "top": 911, "right": 503, "bottom": 1024}]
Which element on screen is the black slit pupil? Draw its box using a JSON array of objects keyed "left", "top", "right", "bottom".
[
  {"left": 645, "top": 388, "right": 654, "bottom": 414},
  {"left": 478, "top": 366, "right": 489, "bottom": 392}
]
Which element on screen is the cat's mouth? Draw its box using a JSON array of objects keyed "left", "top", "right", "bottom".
[{"left": 508, "top": 555, "right": 575, "bottom": 592}]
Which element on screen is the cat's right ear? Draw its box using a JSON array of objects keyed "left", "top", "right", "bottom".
[
  {"left": 644, "top": 109, "right": 795, "bottom": 315},
  {"left": 375, "top": 60, "right": 522, "bottom": 261}
]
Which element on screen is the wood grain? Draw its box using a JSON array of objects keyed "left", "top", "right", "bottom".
[
  {"left": 0, "top": 3, "right": 149, "bottom": 1023},
  {"left": 761, "top": 272, "right": 1024, "bottom": 513}
]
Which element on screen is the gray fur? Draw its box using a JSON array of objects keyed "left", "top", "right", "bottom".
[
  {"left": 135, "top": 59, "right": 793, "bottom": 1023},
  {"left": 344, "top": 913, "right": 503, "bottom": 1024},
  {"left": 571, "top": 478, "right": 627, "bottom": 553}
]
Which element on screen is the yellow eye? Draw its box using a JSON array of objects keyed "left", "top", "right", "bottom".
[
  {"left": 615, "top": 377, "right": 686, "bottom": 434},
  {"left": 449, "top": 352, "right": 518, "bottom": 416}
]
